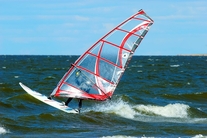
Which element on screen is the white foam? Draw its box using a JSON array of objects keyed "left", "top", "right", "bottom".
[
  {"left": 192, "top": 134, "right": 207, "bottom": 138},
  {"left": 90, "top": 98, "right": 138, "bottom": 119},
  {"left": 89, "top": 98, "right": 191, "bottom": 122},
  {"left": 134, "top": 103, "right": 190, "bottom": 118},
  {"left": 48, "top": 76, "right": 55, "bottom": 78},
  {"left": 170, "top": 65, "right": 180, "bottom": 67},
  {"left": 87, "top": 99, "right": 207, "bottom": 124},
  {"left": 0, "top": 126, "right": 8, "bottom": 135}
]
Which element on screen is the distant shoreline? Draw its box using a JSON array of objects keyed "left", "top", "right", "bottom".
[{"left": 177, "top": 54, "right": 207, "bottom": 56}]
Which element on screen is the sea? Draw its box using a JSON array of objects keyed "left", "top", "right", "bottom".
[{"left": 0, "top": 55, "right": 207, "bottom": 138}]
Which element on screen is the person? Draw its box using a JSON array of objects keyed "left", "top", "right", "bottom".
[
  {"left": 63, "top": 80, "right": 91, "bottom": 113},
  {"left": 48, "top": 67, "right": 91, "bottom": 113},
  {"left": 64, "top": 97, "right": 83, "bottom": 113},
  {"left": 63, "top": 70, "right": 91, "bottom": 113},
  {"left": 59, "top": 69, "right": 91, "bottom": 113}
]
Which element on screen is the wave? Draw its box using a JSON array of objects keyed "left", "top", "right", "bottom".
[
  {"left": 134, "top": 103, "right": 189, "bottom": 118},
  {"left": 87, "top": 98, "right": 207, "bottom": 123},
  {"left": 192, "top": 134, "right": 207, "bottom": 138},
  {"left": 87, "top": 98, "right": 137, "bottom": 119}
]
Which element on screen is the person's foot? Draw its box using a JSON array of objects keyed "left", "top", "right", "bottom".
[
  {"left": 78, "top": 108, "right": 81, "bottom": 113},
  {"left": 48, "top": 96, "right": 52, "bottom": 100},
  {"left": 74, "top": 108, "right": 81, "bottom": 113},
  {"left": 62, "top": 101, "right": 66, "bottom": 106}
]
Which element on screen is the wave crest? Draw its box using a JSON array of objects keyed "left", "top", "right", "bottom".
[
  {"left": 134, "top": 103, "right": 190, "bottom": 118},
  {"left": 90, "top": 98, "right": 191, "bottom": 119},
  {"left": 90, "top": 98, "right": 137, "bottom": 119}
]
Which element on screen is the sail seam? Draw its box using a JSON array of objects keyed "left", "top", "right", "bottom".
[
  {"left": 101, "top": 40, "right": 131, "bottom": 52},
  {"left": 88, "top": 52, "right": 122, "bottom": 68},
  {"left": 117, "top": 28, "right": 143, "bottom": 38},
  {"left": 74, "top": 64, "right": 115, "bottom": 85}
]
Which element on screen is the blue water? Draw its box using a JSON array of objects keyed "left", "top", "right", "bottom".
[{"left": 0, "top": 55, "right": 207, "bottom": 137}]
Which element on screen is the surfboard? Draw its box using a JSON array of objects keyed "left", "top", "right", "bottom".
[{"left": 19, "top": 82, "right": 79, "bottom": 114}]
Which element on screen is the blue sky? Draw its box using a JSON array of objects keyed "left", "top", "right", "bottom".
[{"left": 0, "top": 0, "right": 207, "bottom": 55}]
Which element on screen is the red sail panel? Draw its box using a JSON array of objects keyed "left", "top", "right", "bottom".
[{"left": 51, "top": 9, "right": 154, "bottom": 101}]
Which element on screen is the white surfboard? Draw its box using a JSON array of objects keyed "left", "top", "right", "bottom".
[{"left": 19, "top": 82, "right": 78, "bottom": 114}]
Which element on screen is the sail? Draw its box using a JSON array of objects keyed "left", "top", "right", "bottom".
[{"left": 51, "top": 9, "right": 154, "bottom": 101}]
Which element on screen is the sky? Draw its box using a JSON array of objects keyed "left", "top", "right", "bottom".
[{"left": 0, "top": 0, "right": 207, "bottom": 55}]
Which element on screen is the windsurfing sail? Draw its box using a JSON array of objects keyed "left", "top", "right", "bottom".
[{"left": 51, "top": 9, "right": 154, "bottom": 101}]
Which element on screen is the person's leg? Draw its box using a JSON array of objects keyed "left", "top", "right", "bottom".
[
  {"left": 65, "top": 98, "right": 73, "bottom": 106},
  {"left": 48, "top": 95, "right": 53, "bottom": 100},
  {"left": 78, "top": 99, "right": 83, "bottom": 112}
]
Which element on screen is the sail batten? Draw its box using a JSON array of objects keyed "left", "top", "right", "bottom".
[{"left": 52, "top": 9, "right": 154, "bottom": 101}]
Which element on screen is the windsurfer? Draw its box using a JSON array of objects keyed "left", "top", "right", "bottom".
[{"left": 63, "top": 69, "right": 91, "bottom": 113}]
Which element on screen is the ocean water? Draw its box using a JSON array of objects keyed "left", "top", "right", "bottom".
[{"left": 0, "top": 55, "right": 207, "bottom": 138}]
